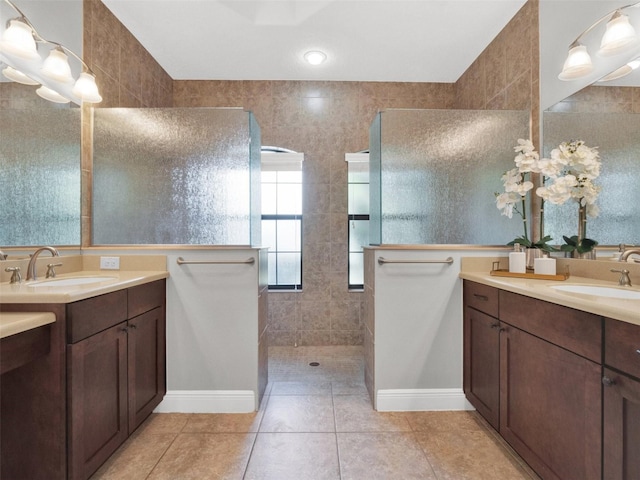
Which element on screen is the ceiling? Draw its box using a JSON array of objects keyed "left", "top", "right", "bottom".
[{"left": 101, "top": 0, "right": 526, "bottom": 83}]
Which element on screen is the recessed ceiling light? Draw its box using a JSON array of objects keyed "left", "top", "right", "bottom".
[{"left": 304, "top": 51, "right": 327, "bottom": 66}]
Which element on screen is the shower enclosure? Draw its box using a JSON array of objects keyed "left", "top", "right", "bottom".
[
  {"left": 369, "top": 109, "right": 530, "bottom": 246},
  {"left": 93, "top": 108, "right": 261, "bottom": 246}
]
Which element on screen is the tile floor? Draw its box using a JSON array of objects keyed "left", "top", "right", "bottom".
[{"left": 91, "top": 346, "right": 540, "bottom": 480}]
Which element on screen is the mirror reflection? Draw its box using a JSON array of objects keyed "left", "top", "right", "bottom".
[{"left": 543, "top": 81, "right": 640, "bottom": 249}]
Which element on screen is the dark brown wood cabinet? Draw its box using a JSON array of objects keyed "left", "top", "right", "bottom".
[
  {"left": 603, "top": 319, "right": 640, "bottom": 480},
  {"left": 67, "top": 322, "right": 129, "bottom": 480},
  {"left": 1, "top": 279, "right": 166, "bottom": 480},
  {"left": 463, "top": 281, "right": 604, "bottom": 480},
  {"left": 463, "top": 281, "right": 500, "bottom": 429},
  {"left": 67, "top": 280, "right": 166, "bottom": 480}
]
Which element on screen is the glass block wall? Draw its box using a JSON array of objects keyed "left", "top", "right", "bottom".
[
  {"left": 369, "top": 109, "right": 529, "bottom": 245},
  {"left": 543, "top": 112, "right": 640, "bottom": 246},
  {"left": 0, "top": 108, "right": 81, "bottom": 246},
  {"left": 93, "top": 108, "right": 259, "bottom": 245}
]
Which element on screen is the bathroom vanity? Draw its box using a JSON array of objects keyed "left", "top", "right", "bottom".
[
  {"left": 462, "top": 271, "right": 640, "bottom": 480},
  {"left": 0, "top": 271, "right": 168, "bottom": 480}
]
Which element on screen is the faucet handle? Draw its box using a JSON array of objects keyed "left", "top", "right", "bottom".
[
  {"left": 611, "top": 268, "right": 632, "bottom": 287},
  {"left": 4, "top": 267, "right": 22, "bottom": 284},
  {"left": 46, "top": 263, "right": 63, "bottom": 279}
]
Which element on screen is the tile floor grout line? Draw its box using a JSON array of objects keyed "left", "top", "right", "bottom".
[
  {"left": 241, "top": 387, "right": 275, "bottom": 479},
  {"left": 143, "top": 431, "right": 182, "bottom": 480}
]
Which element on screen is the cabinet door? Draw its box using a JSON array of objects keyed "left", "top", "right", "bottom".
[
  {"left": 67, "top": 322, "right": 128, "bottom": 480},
  {"left": 500, "top": 325, "right": 601, "bottom": 480},
  {"left": 463, "top": 306, "right": 500, "bottom": 429},
  {"left": 128, "top": 307, "right": 166, "bottom": 433},
  {"left": 603, "top": 368, "right": 640, "bottom": 480}
]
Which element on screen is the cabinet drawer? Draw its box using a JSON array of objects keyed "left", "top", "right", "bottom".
[
  {"left": 605, "top": 318, "right": 640, "bottom": 379},
  {"left": 128, "top": 280, "right": 165, "bottom": 319},
  {"left": 67, "top": 290, "right": 128, "bottom": 343},
  {"left": 463, "top": 280, "right": 499, "bottom": 317},
  {"left": 500, "top": 290, "right": 601, "bottom": 363}
]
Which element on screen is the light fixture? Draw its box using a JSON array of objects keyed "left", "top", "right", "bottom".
[
  {"left": 36, "top": 85, "right": 70, "bottom": 103},
  {"left": 597, "top": 57, "right": 640, "bottom": 82},
  {"left": 304, "top": 50, "right": 327, "bottom": 65},
  {"left": 559, "top": 2, "right": 640, "bottom": 81},
  {"left": 0, "top": 17, "right": 38, "bottom": 59},
  {"left": 0, "top": 0, "right": 102, "bottom": 104},
  {"left": 558, "top": 43, "right": 593, "bottom": 80},
  {"left": 41, "top": 47, "right": 74, "bottom": 83},
  {"left": 2, "top": 65, "right": 37, "bottom": 84},
  {"left": 598, "top": 11, "right": 639, "bottom": 56}
]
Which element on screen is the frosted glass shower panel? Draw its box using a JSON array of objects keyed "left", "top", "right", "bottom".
[
  {"left": 543, "top": 112, "right": 640, "bottom": 245},
  {"left": 93, "top": 108, "right": 258, "bottom": 245},
  {"left": 0, "top": 108, "right": 81, "bottom": 246},
  {"left": 371, "top": 109, "right": 529, "bottom": 245}
]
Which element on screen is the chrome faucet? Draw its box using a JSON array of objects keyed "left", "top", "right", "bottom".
[
  {"left": 619, "top": 248, "right": 640, "bottom": 263},
  {"left": 611, "top": 268, "right": 632, "bottom": 287},
  {"left": 26, "top": 246, "right": 60, "bottom": 281}
]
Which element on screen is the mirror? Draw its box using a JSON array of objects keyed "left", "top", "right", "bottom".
[
  {"left": 542, "top": 71, "right": 640, "bottom": 250},
  {"left": 0, "top": 0, "right": 83, "bottom": 247}
]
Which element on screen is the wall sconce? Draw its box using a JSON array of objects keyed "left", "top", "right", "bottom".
[
  {"left": 559, "top": 2, "right": 640, "bottom": 81},
  {"left": 0, "top": 0, "right": 102, "bottom": 104}
]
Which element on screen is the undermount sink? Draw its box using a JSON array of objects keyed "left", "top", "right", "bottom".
[
  {"left": 550, "top": 284, "right": 640, "bottom": 300},
  {"left": 28, "top": 276, "right": 117, "bottom": 288}
]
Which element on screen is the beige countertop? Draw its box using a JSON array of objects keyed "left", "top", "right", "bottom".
[
  {"left": 460, "top": 269, "right": 640, "bottom": 326},
  {"left": 0, "top": 270, "right": 168, "bottom": 304},
  {"left": 0, "top": 311, "right": 56, "bottom": 338}
]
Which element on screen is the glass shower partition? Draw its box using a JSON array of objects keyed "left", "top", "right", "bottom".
[
  {"left": 369, "top": 109, "right": 530, "bottom": 245},
  {"left": 93, "top": 108, "right": 260, "bottom": 245}
]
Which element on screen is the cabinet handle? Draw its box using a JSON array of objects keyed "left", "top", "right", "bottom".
[
  {"left": 129, "top": 324, "right": 137, "bottom": 330},
  {"left": 120, "top": 327, "right": 128, "bottom": 333},
  {"left": 473, "top": 294, "right": 489, "bottom": 301},
  {"left": 602, "top": 376, "right": 616, "bottom": 387},
  {"left": 490, "top": 323, "right": 500, "bottom": 329},
  {"left": 636, "top": 349, "right": 640, "bottom": 355}
]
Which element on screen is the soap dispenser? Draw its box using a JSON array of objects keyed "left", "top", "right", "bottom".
[
  {"left": 534, "top": 252, "right": 556, "bottom": 275},
  {"left": 509, "top": 243, "right": 526, "bottom": 273}
]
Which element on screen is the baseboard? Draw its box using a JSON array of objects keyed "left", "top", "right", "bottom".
[
  {"left": 376, "top": 388, "right": 474, "bottom": 412},
  {"left": 154, "top": 390, "right": 256, "bottom": 413}
]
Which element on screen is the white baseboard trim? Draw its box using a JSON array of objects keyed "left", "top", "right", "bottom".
[
  {"left": 376, "top": 388, "right": 474, "bottom": 412},
  {"left": 154, "top": 390, "right": 256, "bottom": 413}
]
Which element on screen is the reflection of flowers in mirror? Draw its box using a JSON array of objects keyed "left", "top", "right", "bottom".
[{"left": 536, "top": 140, "right": 601, "bottom": 216}]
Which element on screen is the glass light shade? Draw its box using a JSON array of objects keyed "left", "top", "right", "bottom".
[
  {"left": 558, "top": 44, "right": 593, "bottom": 80},
  {"left": 598, "top": 64, "right": 632, "bottom": 82},
  {"left": 2, "top": 66, "right": 38, "bottom": 85},
  {"left": 598, "top": 13, "right": 639, "bottom": 57},
  {"left": 36, "top": 85, "right": 70, "bottom": 104},
  {"left": 41, "top": 48, "right": 74, "bottom": 83},
  {"left": 71, "top": 72, "right": 102, "bottom": 103},
  {"left": 304, "top": 51, "right": 327, "bottom": 65},
  {"left": 0, "top": 18, "right": 39, "bottom": 60},
  {"left": 628, "top": 58, "right": 640, "bottom": 70}
]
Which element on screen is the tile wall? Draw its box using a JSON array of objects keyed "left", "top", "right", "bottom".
[
  {"left": 75, "top": 0, "right": 538, "bottom": 345},
  {"left": 547, "top": 85, "right": 640, "bottom": 113}
]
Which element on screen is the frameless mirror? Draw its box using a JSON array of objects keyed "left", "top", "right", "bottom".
[
  {"left": 542, "top": 81, "right": 640, "bottom": 250},
  {"left": 0, "top": 0, "right": 83, "bottom": 248}
]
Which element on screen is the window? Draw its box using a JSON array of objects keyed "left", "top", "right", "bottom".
[
  {"left": 261, "top": 150, "right": 303, "bottom": 290},
  {"left": 346, "top": 152, "right": 369, "bottom": 289}
]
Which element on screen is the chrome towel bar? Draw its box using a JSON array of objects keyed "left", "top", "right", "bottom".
[
  {"left": 176, "top": 256, "right": 255, "bottom": 265},
  {"left": 377, "top": 256, "right": 454, "bottom": 266}
]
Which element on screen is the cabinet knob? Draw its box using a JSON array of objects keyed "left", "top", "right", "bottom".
[
  {"left": 120, "top": 327, "right": 128, "bottom": 333},
  {"left": 636, "top": 349, "right": 640, "bottom": 355},
  {"left": 602, "top": 376, "right": 616, "bottom": 387},
  {"left": 490, "top": 323, "right": 500, "bottom": 329},
  {"left": 129, "top": 324, "right": 137, "bottom": 330}
]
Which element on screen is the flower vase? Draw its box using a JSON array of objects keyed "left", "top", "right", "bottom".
[
  {"left": 572, "top": 206, "right": 596, "bottom": 259},
  {"left": 526, "top": 248, "right": 543, "bottom": 270}
]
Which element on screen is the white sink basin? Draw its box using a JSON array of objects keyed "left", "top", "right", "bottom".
[
  {"left": 550, "top": 284, "right": 640, "bottom": 300},
  {"left": 28, "top": 276, "right": 117, "bottom": 288}
]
